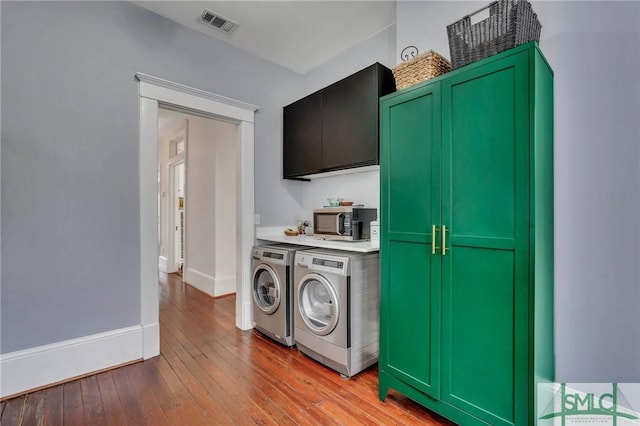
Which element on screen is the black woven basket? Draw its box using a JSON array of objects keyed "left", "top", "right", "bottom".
[{"left": 447, "top": 0, "right": 541, "bottom": 69}]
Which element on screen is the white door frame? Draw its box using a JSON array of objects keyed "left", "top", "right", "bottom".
[{"left": 137, "top": 73, "right": 258, "bottom": 359}]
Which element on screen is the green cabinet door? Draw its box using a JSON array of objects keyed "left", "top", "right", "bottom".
[
  {"left": 440, "top": 51, "right": 530, "bottom": 426},
  {"left": 380, "top": 82, "right": 442, "bottom": 400}
]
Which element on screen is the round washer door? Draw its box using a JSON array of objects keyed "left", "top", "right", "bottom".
[
  {"left": 297, "top": 273, "right": 339, "bottom": 336},
  {"left": 252, "top": 264, "right": 281, "bottom": 315}
]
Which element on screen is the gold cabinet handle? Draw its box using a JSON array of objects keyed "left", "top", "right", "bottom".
[
  {"left": 431, "top": 225, "right": 439, "bottom": 255},
  {"left": 442, "top": 225, "right": 449, "bottom": 256}
]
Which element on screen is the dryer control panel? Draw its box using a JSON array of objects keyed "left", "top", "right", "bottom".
[{"left": 295, "top": 253, "right": 349, "bottom": 276}]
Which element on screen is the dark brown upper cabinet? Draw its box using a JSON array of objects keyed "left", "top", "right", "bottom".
[
  {"left": 283, "top": 63, "right": 395, "bottom": 180},
  {"left": 283, "top": 91, "right": 323, "bottom": 178}
]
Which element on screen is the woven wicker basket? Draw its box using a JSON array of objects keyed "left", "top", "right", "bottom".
[
  {"left": 447, "top": 0, "right": 541, "bottom": 69},
  {"left": 392, "top": 50, "right": 452, "bottom": 90}
]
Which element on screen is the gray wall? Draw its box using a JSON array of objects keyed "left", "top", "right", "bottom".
[
  {"left": 0, "top": 1, "right": 306, "bottom": 353},
  {"left": 397, "top": 0, "right": 640, "bottom": 382}
]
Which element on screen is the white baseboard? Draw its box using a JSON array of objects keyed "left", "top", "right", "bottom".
[
  {"left": 158, "top": 256, "right": 168, "bottom": 273},
  {"left": 142, "top": 322, "right": 160, "bottom": 360},
  {"left": 238, "top": 300, "right": 254, "bottom": 330},
  {"left": 214, "top": 275, "right": 235, "bottom": 297},
  {"left": 184, "top": 267, "right": 215, "bottom": 296},
  {"left": 184, "top": 270, "right": 235, "bottom": 298},
  {"left": 0, "top": 326, "right": 144, "bottom": 399}
]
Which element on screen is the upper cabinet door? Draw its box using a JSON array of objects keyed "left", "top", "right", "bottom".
[
  {"left": 322, "top": 64, "right": 382, "bottom": 171},
  {"left": 283, "top": 91, "right": 322, "bottom": 178}
]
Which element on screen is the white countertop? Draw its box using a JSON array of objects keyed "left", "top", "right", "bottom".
[{"left": 256, "top": 226, "right": 379, "bottom": 253}]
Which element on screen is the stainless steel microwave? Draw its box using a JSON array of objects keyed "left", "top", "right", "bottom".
[{"left": 313, "top": 207, "right": 378, "bottom": 241}]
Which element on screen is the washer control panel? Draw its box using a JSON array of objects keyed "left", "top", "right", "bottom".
[{"left": 252, "top": 247, "right": 287, "bottom": 266}]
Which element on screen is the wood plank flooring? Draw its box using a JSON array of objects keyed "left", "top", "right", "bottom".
[{"left": 1, "top": 273, "right": 454, "bottom": 425}]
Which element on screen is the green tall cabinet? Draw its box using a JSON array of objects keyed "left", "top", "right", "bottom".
[{"left": 379, "top": 42, "right": 554, "bottom": 426}]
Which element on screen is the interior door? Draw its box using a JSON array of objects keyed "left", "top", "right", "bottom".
[
  {"left": 380, "top": 81, "right": 442, "bottom": 399},
  {"left": 440, "top": 51, "right": 530, "bottom": 426}
]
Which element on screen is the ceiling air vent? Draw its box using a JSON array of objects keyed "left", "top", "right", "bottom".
[{"left": 199, "top": 9, "right": 238, "bottom": 34}]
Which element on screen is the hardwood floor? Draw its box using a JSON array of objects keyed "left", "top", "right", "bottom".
[{"left": 1, "top": 273, "right": 454, "bottom": 425}]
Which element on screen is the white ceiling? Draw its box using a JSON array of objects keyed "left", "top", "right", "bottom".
[{"left": 133, "top": 1, "right": 396, "bottom": 74}]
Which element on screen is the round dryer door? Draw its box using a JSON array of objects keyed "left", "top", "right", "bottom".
[
  {"left": 252, "top": 264, "right": 281, "bottom": 315},
  {"left": 297, "top": 273, "right": 339, "bottom": 336}
]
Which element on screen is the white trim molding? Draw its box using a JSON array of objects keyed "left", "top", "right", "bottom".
[
  {"left": 139, "top": 96, "right": 161, "bottom": 360},
  {"left": 0, "top": 326, "right": 143, "bottom": 399},
  {"left": 136, "top": 73, "right": 258, "bottom": 123},
  {"left": 236, "top": 120, "right": 255, "bottom": 330}
]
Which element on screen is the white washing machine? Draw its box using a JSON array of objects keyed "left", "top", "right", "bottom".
[
  {"left": 251, "top": 244, "right": 307, "bottom": 346},
  {"left": 293, "top": 248, "right": 380, "bottom": 377}
]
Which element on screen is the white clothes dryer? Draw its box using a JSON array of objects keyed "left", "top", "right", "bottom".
[
  {"left": 293, "top": 248, "right": 380, "bottom": 377},
  {"left": 251, "top": 244, "right": 307, "bottom": 346}
]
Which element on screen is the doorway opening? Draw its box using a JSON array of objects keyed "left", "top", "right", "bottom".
[
  {"left": 137, "top": 73, "right": 258, "bottom": 359},
  {"left": 158, "top": 108, "right": 239, "bottom": 296}
]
